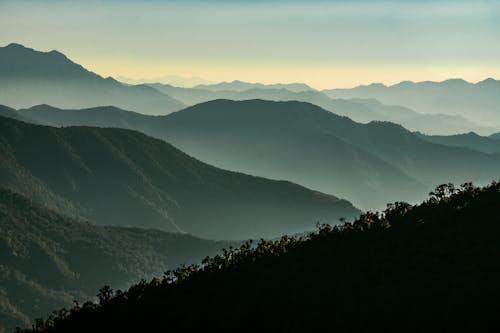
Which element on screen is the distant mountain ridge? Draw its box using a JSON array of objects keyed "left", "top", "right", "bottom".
[
  {"left": 0, "top": 43, "right": 185, "bottom": 115},
  {"left": 1, "top": 43, "right": 493, "bottom": 134},
  {"left": 0, "top": 114, "right": 359, "bottom": 240},
  {"left": 149, "top": 83, "right": 491, "bottom": 135},
  {"left": 1, "top": 43, "right": 102, "bottom": 81},
  {"left": 418, "top": 132, "right": 500, "bottom": 154},
  {"left": 323, "top": 78, "right": 500, "bottom": 129},
  {"left": 17, "top": 100, "right": 500, "bottom": 210},
  {"left": 0, "top": 105, "right": 34, "bottom": 123},
  {"left": 490, "top": 132, "right": 500, "bottom": 140},
  {"left": 116, "top": 75, "right": 212, "bottom": 88},
  {"left": 193, "top": 80, "right": 314, "bottom": 93}
]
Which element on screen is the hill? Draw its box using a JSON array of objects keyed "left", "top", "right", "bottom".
[
  {"left": 19, "top": 104, "right": 152, "bottom": 129},
  {"left": 19, "top": 100, "right": 500, "bottom": 210},
  {"left": 0, "top": 115, "right": 359, "bottom": 240},
  {"left": 324, "top": 78, "right": 500, "bottom": 130},
  {"left": 0, "top": 187, "right": 232, "bottom": 333},
  {"left": 0, "top": 105, "right": 33, "bottom": 123},
  {"left": 19, "top": 182, "right": 500, "bottom": 332},
  {"left": 0, "top": 43, "right": 184, "bottom": 115}
]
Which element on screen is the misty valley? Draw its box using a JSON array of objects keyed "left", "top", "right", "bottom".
[{"left": 1, "top": 2, "right": 500, "bottom": 331}]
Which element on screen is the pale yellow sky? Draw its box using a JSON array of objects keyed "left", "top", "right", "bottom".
[{"left": 76, "top": 54, "right": 500, "bottom": 89}]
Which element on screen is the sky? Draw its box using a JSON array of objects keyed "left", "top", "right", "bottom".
[{"left": 1, "top": 0, "right": 499, "bottom": 89}]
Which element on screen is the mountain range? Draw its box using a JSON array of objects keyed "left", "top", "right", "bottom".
[
  {"left": 2, "top": 41, "right": 500, "bottom": 332},
  {"left": 0, "top": 187, "right": 232, "bottom": 333},
  {"left": 0, "top": 105, "right": 33, "bottom": 123},
  {"left": 418, "top": 132, "right": 500, "bottom": 154},
  {"left": 116, "top": 75, "right": 212, "bottom": 88},
  {"left": 2, "top": 43, "right": 494, "bottom": 135},
  {"left": 15, "top": 100, "right": 500, "bottom": 210},
  {"left": 193, "top": 80, "right": 314, "bottom": 93},
  {"left": 0, "top": 114, "right": 358, "bottom": 240},
  {"left": 148, "top": 83, "right": 492, "bottom": 135},
  {"left": 490, "top": 132, "right": 500, "bottom": 140},
  {"left": 0, "top": 43, "right": 184, "bottom": 115},
  {"left": 324, "top": 78, "right": 500, "bottom": 129}
]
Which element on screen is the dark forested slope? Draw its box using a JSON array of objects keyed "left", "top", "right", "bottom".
[
  {"left": 21, "top": 182, "right": 500, "bottom": 332},
  {"left": 0, "top": 188, "right": 232, "bottom": 333}
]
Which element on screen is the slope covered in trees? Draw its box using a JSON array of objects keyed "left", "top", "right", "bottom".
[
  {"left": 20, "top": 182, "right": 500, "bottom": 332},
  {"left": 0, "top": 187, "right": 233, "bottom": 333},
  {"left": 0, "top": 115, "right": 358, "bottom": 240}
]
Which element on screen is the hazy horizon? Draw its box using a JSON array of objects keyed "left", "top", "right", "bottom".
[
  {"left": 2, "top": 41, "right": 499, "bottom": 90},
  {"left": 1, "top": 0, "right": 499, "bottom": 89}
]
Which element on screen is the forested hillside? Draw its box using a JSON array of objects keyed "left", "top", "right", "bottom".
[
  {"left": 20, "top": 182, "right": 500, "bottom": 332},
  {"left": 20, "top": 100, "right": 500, "bottom": 210},
  {"left": 0, "top": 115, "right": 358, "bottom": 240},
  {"left": 0, "top": 188, "right": 232, "bottom": 333}
]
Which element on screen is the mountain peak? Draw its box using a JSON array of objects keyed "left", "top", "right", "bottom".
[
  {"left": 391, "top": 80, "right": 416, "bottom": 88},
  {"left": 48, "top": 49, "right": 66, "bottom": 57},
  {"left": 3, "top": 43, "right": 65, "bottom": 58},
  {"left": 5, "top": 42, "right": 28, "bottom": 49},
  {"left": 442, "top": 78, "right": 469, "bottom": 85},
  {"left": 477, "top": 77, "right": 498, "bottom": 85},
  {"left": 0, "top": 43, "right": 185, "bottom": 113}
]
